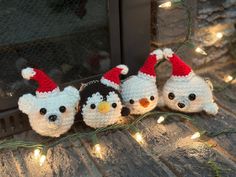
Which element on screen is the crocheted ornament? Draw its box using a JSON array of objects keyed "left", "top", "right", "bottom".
[
  {"left": 79, "top": 65, "right": 130, "bottom": 128},
  {"left": 162, "top": 48, "right": 218, "bottom": 115},
  {"left": 121, "top": 49, "right": 163, "bottom": 115},
  {"left": 18, "top": 67, "right": 80, "bottom": 137}
]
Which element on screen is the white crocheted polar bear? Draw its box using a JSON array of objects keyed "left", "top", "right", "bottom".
[
  {"left": 162, "top": 48, "right": 218, "bottom": 115},
  {"left": 18, "top": 67, "right": 80, "bottom": 137}
]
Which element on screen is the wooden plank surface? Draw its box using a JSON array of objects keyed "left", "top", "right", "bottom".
[
  {"left": 160, "top": 143, "right": 236, "bottom": 177},
  {"left": 82, "top": 130, "right": 174, "bottom": 177},
  {"left": 135, "top": 114, "right": 194, "bottom": 156},
  {"left": 10, "top": 131, "right": 103, "bottom": 177},
  {"left": 0, "top": 151, "right": 20, "bottom": 177},
  {"left": 193, "top": 110, "right": 236, "bottom": 160},
  {"left": 193, "top": 63, "right": 236, "bottom": 161}
]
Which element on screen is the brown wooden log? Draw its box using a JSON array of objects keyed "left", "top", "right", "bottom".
[{"left": 160, "top": 143, "right": 236, "bottom": 177}]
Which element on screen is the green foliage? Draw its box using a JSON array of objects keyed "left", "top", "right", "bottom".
[{"left": 207, "top": 160, "right": 222, "bottom": 177}]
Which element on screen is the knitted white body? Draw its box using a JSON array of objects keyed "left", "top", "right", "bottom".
[
  {"left": 163, "top": 72, "right": 218, "bottom": 115},
  {"left": 82, "top": 91, "right": 122, "bottom": 128},
  {"left": 18, "top": 86, "right": 79, "bottom": 137},
  {"left": 121, "top": 75, "right": 158, "bottom": 115}
]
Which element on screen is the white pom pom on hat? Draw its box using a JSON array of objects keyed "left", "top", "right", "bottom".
[
  {"left": 21, "top": 67, "right": 36, "bottom": 80},
  {"left": 138, "top": 49, "right": 163, "bottom": 81},
  {"left": 163, "top": 48, "right": 174, "bottom": 59},
  {"left": 163, "top": 48, "right": 193, "bottom": 78},
  {"left": 101, "top": 64, "right": 129, "bottom": 90},
  {"left": 116, "top": 64, "right": 129, "bottom": 75},
  {"left": 150, "top": 49, "right": 163, "bottom": 59}
]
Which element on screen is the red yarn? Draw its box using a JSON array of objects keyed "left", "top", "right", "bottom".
[
  {"left": 103, "top": 67, "right": 123, "bottom": 85},
  {"left": 169, "top": 54, "right": 192, "bottom": 76},
  {"left": 139, "top": 54, "right": 157, "bottom": 77},
  {"left": 31, "top": 68, "right": 58, "bottom": 93}
]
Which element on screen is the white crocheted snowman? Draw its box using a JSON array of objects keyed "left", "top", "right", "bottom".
[
  {"left": 162, "top": 48, "right": 218, "bottom": 115},
  {"left": 18, "top": 67, "right": 80, "bottom": 137},
  {"left": 79, "top": 65, "right": 130, "bottom": 128},
  {"left": 121, "top": 49, "right": 163, "bottom": 115}
]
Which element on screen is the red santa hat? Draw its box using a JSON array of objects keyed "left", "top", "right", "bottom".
[
  {"left": 163, "top": 48, "right": 193, "bottom": 78},
  {"left": 21, "top": 67, "right": 60, "bottom": 97},
  {"left": 138, "top": 49, "right": 163, "bottom": 81},
  {"left": 101, "top": 65, "right": 128, "bottom": 90}
]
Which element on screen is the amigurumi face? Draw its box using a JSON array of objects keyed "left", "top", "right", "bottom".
[
  {"left": 79, "top": 64, "right": 130, "bottom": 128},
  {"left": 163, "top": 73, "right": 218, "bottom": 115},
  {"left": 121, "top": 49, "right": 164, "bottom": 115},
  {"left": 121, "top": 76, "right": 158, "bottom": 115},
  {"left": 18, "top": 86, "right": 79, "bottom": 137},
  {"left": 162, "top": 48, "right": 218, "bottom": 115},
  {"left": 80, "top": 82, "right": 129, "bottom": 128}
]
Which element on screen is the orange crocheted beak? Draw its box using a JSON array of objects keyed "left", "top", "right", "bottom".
[
  {"left": 98, "top": 101, "right": 111, "bottom": 113},
  {"left": 139, "top": 98, "right": 150, "bottom": 108}
]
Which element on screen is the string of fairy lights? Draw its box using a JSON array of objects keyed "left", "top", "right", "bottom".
[
  {"left": 0, "top": 0, "right": 236, "bottom": 166},
  {"left": 158, "top": 0, "right": 235, "bottom": 82},
  {"left": 0, "top": 109, "right": 235, "bottom": 166}
]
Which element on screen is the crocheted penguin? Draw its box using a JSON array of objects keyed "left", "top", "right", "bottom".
[
  {"left": 162, "top": 48, "right": 218, "bottom": 115},
  {"left": 79, "top": 65, "right": 130, "bottom": 128},
  {"left": 18, "top": 67, "right": 80, "bottom": 137},
  {"left": 121, "top": 49, "right": 163, "bottom": 115}
]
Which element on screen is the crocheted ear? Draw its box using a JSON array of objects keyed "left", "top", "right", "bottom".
[
  {"left": 18, "top": 94, "right": 36, "bottom": 115},
  {"left": 204, "top": 78, "right": 214, "bottom": 91},
  {"left": 63, "top": 86, "right": 80, "bottom": 103},
  {"left": 203, "top": 102, "right": 219, "bottom": 115}
]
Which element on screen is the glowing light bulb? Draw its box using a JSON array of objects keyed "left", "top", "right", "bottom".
[
  {"left": 159, "top": 1, "right": 172, "bottom": 8},
  {"left": 93, "top": 144, "right": 103, "bottom": 159},
  {"left": 195, "top": 47, "right": 207, "bottom": 55},
  {"left": 39, "top": 155, "right": 46, "bottom": 166},
  {"left": 94, "top": 144, "right": 101, "bottom": 153},
  {"left": 224, "top": 75, "right": 233, "bottom": 83},
  {"left": 34, "top": 149, "right": 41, "bottom": 159},
  {"left": 157, "top": 116, "right": 165, "bottom": 124},
  {"left": 216, "top": 32, "right": 223, "bottom": 39},
  {"left": 191, "top": 132, "right": 201, "bottom": 140},
  {"left": 134, "top": 132, "right": 144, "bottom": 144}
]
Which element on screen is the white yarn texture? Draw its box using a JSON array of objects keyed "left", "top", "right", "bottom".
[
  {"left": 121, "top": 76, "right": 158, "bottom": 115},
  {"left": 162, "top": 73, "right": 218, "bottom": 115},
  {"left": 18, "top": 86, "right": 80, "bottom": 137},
  {"left": 81, "top": 91, "right": 122, "bottom": 128}
]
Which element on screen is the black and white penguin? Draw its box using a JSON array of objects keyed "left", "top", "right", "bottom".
[{"left": 79, "top": 65, "right": 130, "bottom": 128}]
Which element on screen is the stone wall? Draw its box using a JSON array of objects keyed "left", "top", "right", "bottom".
[{"left": 151, "top": 0, "right": 236, "bottom": 69}]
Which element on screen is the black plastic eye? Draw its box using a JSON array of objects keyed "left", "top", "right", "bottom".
[
  {"left": 168, "top": 92, "right": 175, "bottom": 100},
  {"left": 59, "top": 106, "right": 66, "bottom": 113},
  {"left": 188, "top": 93, "right": 196, "bottom": 101},
  {"left": 129, "top": 99, "right": 134, "bottom": 104},
  {"left": 150, "top": 96, "right": 155, "bottom": 101},
  {"left": 40, "top": 108, "right": 47, "bottom": 115},
  {"left": 112, "top": 103, "right": 117, "bottom": 108},
  {"left": 90, "top": 104, "right": 96, "bottom": 109}
]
